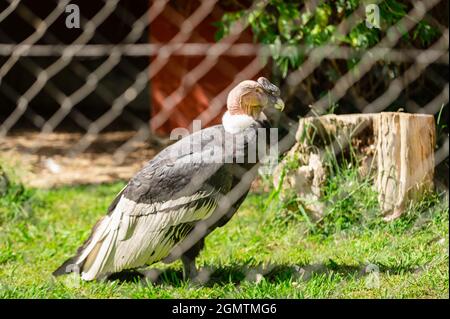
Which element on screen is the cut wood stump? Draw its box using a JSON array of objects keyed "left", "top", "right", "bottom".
[
  {"left": 274, "top": 112, "right": 435, "bottom": 220},
  {"left": 376, "top": 112, "right": 435, "bottom": 220}
]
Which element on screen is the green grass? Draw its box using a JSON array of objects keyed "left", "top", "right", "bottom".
[{"left": 0, "top": 166, "right": 448, "bottom": 298}]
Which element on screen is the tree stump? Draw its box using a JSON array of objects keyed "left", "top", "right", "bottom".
[
  {"left": 0, "top": 165, "right": 10, "bottom": 196},
  {"left": 274, "top": 112, "right": 436, "bottom": 220},
  {"left": 376, "top": 112, "right": 435, "bottom": 220}
]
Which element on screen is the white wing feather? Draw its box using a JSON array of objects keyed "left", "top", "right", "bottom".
[{"left": 74, "top": 191, "right": 217, "bottom": 280}]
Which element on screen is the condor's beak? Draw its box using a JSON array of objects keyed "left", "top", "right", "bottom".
[{"left": 274, "top": 97, "right": 285, "bottom": 111}]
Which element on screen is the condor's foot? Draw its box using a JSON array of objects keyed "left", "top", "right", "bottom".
[{"left": 181, "top": 256, "right": 199, "bottom": 282}]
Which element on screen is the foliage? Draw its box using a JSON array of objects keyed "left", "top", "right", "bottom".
[
  {"left": 0, "top": 163, "right": 36, "bottom": 226},
  {"left": 0, "top": 156, "right": 447, "bottom": 298},
  {"left": 0, "top": 181, "right": 448, "bottom": 298},
  {"left": 215, "top": 0, "right": 441, "bottom": 77}
]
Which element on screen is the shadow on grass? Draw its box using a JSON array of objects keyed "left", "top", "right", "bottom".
[{"left": 107, "top": 260, "right": 418, "bottom": 287}]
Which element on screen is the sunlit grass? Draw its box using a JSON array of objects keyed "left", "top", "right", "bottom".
[{"left": 0, "top": 163, "right": 448, "bottom": 298}]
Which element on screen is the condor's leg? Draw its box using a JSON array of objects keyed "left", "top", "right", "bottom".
[
  {"left": 180, "top": 191, "right": 249, "bottom": 281},
  {"left": 181, "top": 238, "right": 204, "bottom": 280}
]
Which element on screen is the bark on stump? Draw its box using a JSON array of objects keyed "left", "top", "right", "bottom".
[{"left": 274, "top": 112, "right": 435, "bottom": 220}]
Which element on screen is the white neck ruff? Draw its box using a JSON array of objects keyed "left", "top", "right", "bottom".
[{"left": 222, "top": 111, "right": 256, "bottom": 134}]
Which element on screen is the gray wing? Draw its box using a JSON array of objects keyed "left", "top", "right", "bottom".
[
  {"left": 56, "top": 126, "right": 233, "bottom": 280},
  {"left": 121, "top": 125, "right": 228, "bottom": 205}
]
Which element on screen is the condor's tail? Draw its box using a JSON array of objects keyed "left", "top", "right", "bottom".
[{"left": 52, "top": 216, "right": 109, "bottom": 279}]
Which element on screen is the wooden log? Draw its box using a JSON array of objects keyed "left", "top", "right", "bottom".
[
  {"left": 376, "top": 112, "right": 435, "bottom": 220},
  {"left": 0, "top": 165, "right": 9, "bottom": 196},
  {"left": 274, "top": 112, "right": 436, "bottom": 220},
  {"left": 295, "top": 113, "right": 377, "bottom": 169},
  {"left": 274, "top": 114, "right": 378, "bottom": 220}
]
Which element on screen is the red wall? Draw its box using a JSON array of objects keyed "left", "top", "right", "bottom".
[{"left": 149, "top": 1, "right": 266, "bottom": 135}]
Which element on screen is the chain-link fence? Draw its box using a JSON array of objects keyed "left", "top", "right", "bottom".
[
  {"left": 0, "top": 0, "right": 448, "bottom": 287},
  {"left": 0, "top": 0, "right": 448, "bottom": 188}
]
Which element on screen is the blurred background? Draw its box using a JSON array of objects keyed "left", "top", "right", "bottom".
[
  {"left": 0, "top": 0, "right": 449, "bottom": 299},
  {"left": 0, "top": 0, "right": 448, "bottom": 188}
]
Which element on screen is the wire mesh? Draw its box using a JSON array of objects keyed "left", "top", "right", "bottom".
[{"left": 0, "top": 0, "right": 448, "bottom": 284}]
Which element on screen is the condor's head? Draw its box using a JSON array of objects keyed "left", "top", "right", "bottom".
[{"left": 223, "top": 77, "right": 284, "bottom": 133}]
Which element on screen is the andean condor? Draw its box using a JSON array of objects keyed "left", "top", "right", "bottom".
[{"left": 53, "top": 77, "right": 285, "bottom": 281}]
